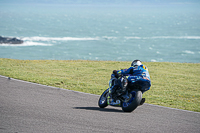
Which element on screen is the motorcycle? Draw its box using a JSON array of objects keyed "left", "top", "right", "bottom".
[{"left": 98, "top": 75, "right": 143, "bottom": 112}]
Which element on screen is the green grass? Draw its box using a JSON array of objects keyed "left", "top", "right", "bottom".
[{"left": 0, "top": 58, "right": 200, "bottom": 112}]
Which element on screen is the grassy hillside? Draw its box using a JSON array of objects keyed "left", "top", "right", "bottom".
[{"left": 0, "top": 58, "right": 199, "bottom": 112}]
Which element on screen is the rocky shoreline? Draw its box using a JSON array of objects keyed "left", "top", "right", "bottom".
[{"left": 0, "top": 36, "right": 23, "bottom": 44}]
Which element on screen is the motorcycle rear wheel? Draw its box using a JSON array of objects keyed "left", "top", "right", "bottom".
[
  {"left": 121, "top": 89, "right": 142, "bottom": 112},
  {"left": 98, "top": 88, "right": 109, "bottom": 108}
]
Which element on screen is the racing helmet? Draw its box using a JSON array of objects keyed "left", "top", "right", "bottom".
[{"left": 131, "top": 60, "right": 142, "bottom": 67}]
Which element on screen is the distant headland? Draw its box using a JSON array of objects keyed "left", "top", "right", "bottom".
[{"left": 0, "top": 36, "right": 23, "bottom": 44}]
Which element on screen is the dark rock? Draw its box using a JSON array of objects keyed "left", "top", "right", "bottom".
[{"left": 0, "top": 36, "right": 23, "bottom": 44}]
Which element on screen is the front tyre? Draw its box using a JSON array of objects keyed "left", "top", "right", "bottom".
[
  {"left": 122, "top": 90, "right": 142, "bottom": 112},
  {"left": 98, "top": 88, "right": 109, "bottom": 108}
]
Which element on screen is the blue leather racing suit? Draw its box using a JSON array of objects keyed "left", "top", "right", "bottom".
[{"left": 113, "top": 65, "right": 151, "bottom": 93}]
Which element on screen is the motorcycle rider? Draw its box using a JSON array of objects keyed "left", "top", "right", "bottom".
[{"left": 109, "top": 59, "right": 151, "bottom": 105}]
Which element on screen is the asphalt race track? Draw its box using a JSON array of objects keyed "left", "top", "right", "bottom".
[{"left": 0, "top": 76, "right": 200, "bottom": 133}]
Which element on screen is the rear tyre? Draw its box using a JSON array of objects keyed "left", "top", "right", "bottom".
[
  {"left": 121, "top": 89, "right": 142, "bottom": 112},
  {"left": 98, "top": 88, "right": 109, "bottom": 108}
]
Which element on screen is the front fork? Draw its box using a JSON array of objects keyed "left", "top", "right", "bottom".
[
  {"left": 107, "top": 78, "right": 115, "bottom": 105},
  {"left": 107, "top": 87, "right": 112, "bottom": 105}
]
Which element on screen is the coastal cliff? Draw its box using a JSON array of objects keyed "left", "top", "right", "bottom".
[{"left": 0, "top": 36, "right": 23, "bottom": 44}]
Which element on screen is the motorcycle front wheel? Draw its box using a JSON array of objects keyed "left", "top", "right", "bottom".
[
  {"left": 98, "top": 88, "right": 109, "bottom": 108},
  {"left": 121, "top": 89, "right": 142, "bottom": 112}
]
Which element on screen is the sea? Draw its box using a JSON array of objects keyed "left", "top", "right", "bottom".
[{"left": 0, "top": 3, "right": 200, "bottom": 63}]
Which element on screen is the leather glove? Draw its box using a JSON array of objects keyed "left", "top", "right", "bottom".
[{"left": 113, "top": 70, "right": 119, "bottom": 78}]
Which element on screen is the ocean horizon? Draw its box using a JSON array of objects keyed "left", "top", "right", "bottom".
[{"left": 0, "top": 2, "right": 200, "bottom": 63}]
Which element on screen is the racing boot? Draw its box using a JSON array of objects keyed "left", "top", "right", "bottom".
[{"left": 121, "top": 92, "right": 132, "bottom": 102}]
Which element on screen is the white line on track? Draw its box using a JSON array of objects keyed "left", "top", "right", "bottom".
[{"left": 1, "top": 75, "right": 199, "bottom": 114}]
